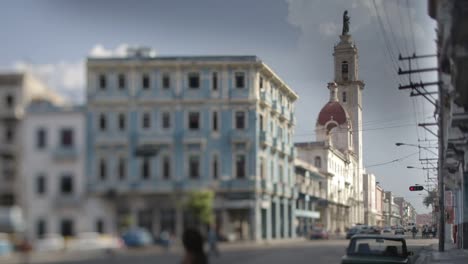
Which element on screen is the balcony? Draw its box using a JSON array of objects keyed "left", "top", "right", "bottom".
[
  {"left": 219, "top": 179, "right": 255, "bottom": 191},
  {"left": 55, "top": 195, "right": 82, "bottom": 208},
  {"left": 53, "top": 146, "right": 78, "bottom": 161},
  {"left": 260, "top": 179, "right": 272, "bottom": 192},
  {"left": 260, "top": 131, "right": 271, "bottom": 147},
  {"left": 271, "top": 137, "right": 278, "bottom": 152},
  {"left": 289, "top": 113, "right": 296, "bottom": 126},
  {"left": 230, "top": 130, "right": 250, "bottom": 143},
  {"left": 259, "top": 91, "right": 269, "bottom": 107},
  {"left": 271, "top": 100, "right": 278, "bottom": 113},
  {"left": 279, "top": 106, "right": 286, "bottom": 121}
]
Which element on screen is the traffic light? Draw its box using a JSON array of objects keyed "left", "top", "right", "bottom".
[{"left": 409, "top": 185, "right": 424, "bottom": 191}]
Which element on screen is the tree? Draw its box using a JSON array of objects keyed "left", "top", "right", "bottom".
[
  {"left": 185, "top": 190, "right": 215, "bottom": 226},
  {"left": 423, "top": 191, "right": 437, "bottom": 208}
]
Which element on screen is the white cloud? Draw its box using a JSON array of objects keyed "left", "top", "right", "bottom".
[
  {"left": 319, "top": 22, "right": 339, "bottom": 37},
  {"left": 13, "top": 60, "right": 85, "bottom": 103}
]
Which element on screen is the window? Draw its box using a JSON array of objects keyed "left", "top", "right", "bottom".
[
  {"left": 342, "top": 91, "right": 347, "bottom": 102},
  {"left": 162, "top": 156, "right": 170, "bottom": 180},
  {"left": 142, "top": 74, "right": 150, "bottom": 89},
  {"left": 60, "top": 219, "right": 74, "bottom": 237},
  {"left": 118, "top": 158, "right": 126, "bottom": 180},
  {"left": 96, "top": 219, "right": 104, "bottom": 234},
  {"left": 235, "top": 154, "right": 246, "bottom": 178},
  {"left": 188, "top": 72, "right": 200, "bottom": 89},
  {"left": 36, "top": 128, "right": 47, "bottom": 149},
  {"left": 212, "top": 72, "right": 218, "bottom": 91},
  {"left": 98, "top": 74, "right": 106, "bottom": 90},
  {"left": 162, "top": 112, "right": 171, "bottom": 129},
  {"left": 212, "top": 111, "right": 218, "bottom": 132},
  {"left": 259, "top": 76, "right": 263, "bottom": 89},
  {"left": 118, "top": 113, "right": 126, "bottom": 131},
  {"left": 162, "top": 73, "right": 170, "bottom": 89},
  {"left": 60, "top": 129, "right": 74, "bottom": 148},
  {"left": 259, "top": 114, "right": 264, "bottom": 131},
  {"left": 118, "top": 74, "right": 125, "bottom": 90},
  {"left": 5, "top": 126, "right": 13, "bottom": 143},
  {"left": 235, "top": 72, "right": 245, "bottom": 88},
  {"left": 36, "top": 219, "right": 46, "bottom": 239},
  {"left": 314, "top": 156, "right": 322, "bottom": 168},
  {"left": 189, "top": 155, "right": 200, "bottom": 179},
  {"left": 212, "top": 155, "right": 218, "bottom": 179},
  {"left": 342, "top": 61, "right": 349, "bottom": 81},
  {"left": 141, "top": 158, "right": 150, "bottom": 180},
  {"left": 5, "top": 94, "right": 14, "bottom": 109},
  {"left": 60, "top": 174, "right": 73, "bottom": 195},
  {"left": 188, "top": 112, "right": 200, "bottom": 130},
  {"left": 279, "top": 164, "right": 283, "bottom": 182},
  {"left": 142, "top": 112, "right": 151, "bottom": 129},
  {"left": 235, "top": 111, "right": 245, "bottom": 129},
  {"left": 260, "top": 157, "right": 265, "bottom": 179},
  {"left": 99, "top": 114, "right": 107, "bottom": 131},
  {"left": 36, "top": 174, "right": 46, "bottom": 195},
  {"left": 99, "top": 159, "right": 107, "bottom": 180}
]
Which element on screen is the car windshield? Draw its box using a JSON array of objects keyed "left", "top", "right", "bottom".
[{"left": 349, "top": 238, "right": 406, "bottom": 258}]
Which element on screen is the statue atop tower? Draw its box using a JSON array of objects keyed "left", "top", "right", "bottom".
[{"left": 342, "top": 10, "right": 350, "bottom": 36}]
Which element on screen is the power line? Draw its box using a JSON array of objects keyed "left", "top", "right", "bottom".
[
  {"left": 366, "top": 151, "right": 419, "bottom": 168},
  {"left": 294, "top": 123, "right": 415, "bottom": 137}
]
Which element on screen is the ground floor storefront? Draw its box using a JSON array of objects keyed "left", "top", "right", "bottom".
[{"left": 110, "top": 192, "right": 295, "bottom": 242}]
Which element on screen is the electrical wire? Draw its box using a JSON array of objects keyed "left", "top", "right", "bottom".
[{"left": 366, "top": 151, "right": 419, "bottom": 168}]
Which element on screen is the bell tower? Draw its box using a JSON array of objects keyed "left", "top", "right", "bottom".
[{"left": 333, "top": 19, "right": 365, "bottom": 168}]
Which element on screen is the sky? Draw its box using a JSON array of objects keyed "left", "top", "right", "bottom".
[{"left": 0, "top": 0, "right": 438, "bottom": 214}]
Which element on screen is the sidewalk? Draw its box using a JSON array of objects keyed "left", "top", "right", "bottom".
[{"left": 418, "top": 243, "right": 468, "bottom": 264}]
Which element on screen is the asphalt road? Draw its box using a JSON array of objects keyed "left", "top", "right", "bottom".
[{"left": 3, "top": 236, "right": 437, "bottom": 264}]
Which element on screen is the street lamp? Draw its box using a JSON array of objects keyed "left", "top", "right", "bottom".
[
  {"left": 395, "top": 142, "right": 438, "bottom": 156},
  {"left": 406, "top": 166, "right": 437, "bottom": 170}
]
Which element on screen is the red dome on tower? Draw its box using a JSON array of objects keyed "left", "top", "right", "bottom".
[{"left": 317, "top": 101, "right": 348, "bottom": 126}]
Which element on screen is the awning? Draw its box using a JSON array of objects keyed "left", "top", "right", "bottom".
[{"left": 295, "top": 209, "right": 320, "bottom": 219}]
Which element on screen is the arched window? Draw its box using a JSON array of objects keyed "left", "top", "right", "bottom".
[
  {"left": 342, "top": 91, "right": 347, "bottom": 103},
  {"left": 342, "top": 61, "right": 349, "bottom": 81},
  {"left": 314, "top": 156, "right": 322, "bottom": 168}
]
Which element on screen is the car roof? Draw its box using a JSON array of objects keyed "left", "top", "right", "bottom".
[{"left": 351, "top": 235, "right": 406, "bottom": 241}]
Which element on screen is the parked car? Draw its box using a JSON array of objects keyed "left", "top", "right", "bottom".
[
  {"left": 341, "top": 235, "right": 413, "bottom": 264},
  {"left": 394, "top": 227, "right": 405, "bottom": 235},
  {"left": 122, "top": 228, "right": 152, "bottom": 248},
  {"left": 346, "top": 228, "right": 360, "bottom": 239},
  {"left": 67, "top": 232, "right": 122, "bottom": 251},
  {"left": 0, "top": 233, "right": 12, "bottom": 256},
  {"left": 382, "top": 227, "right": 392, "bottom": 234},
  {"left": 368, "top": 226, "right": 381, "bottom": 235},
  {"left": 309, "top": 227, "right": 329, "bottom": 240},
  {"left": 35, "top": 234, "right": 65, "bottom": 252}
]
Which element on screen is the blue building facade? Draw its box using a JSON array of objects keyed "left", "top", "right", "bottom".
[{"left": 85, "top": 52, "right": 298, "bottom": 241}]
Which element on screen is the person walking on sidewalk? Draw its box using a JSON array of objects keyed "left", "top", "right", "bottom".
[
  {"left": 411, "top": 226, "right": 418, "bottom": 239},
  {"left": 181, "top": 228, "right": 208, "bottom": 264},
  {"left": 207, "top": 225, "right": 220, "bottom": 257}
]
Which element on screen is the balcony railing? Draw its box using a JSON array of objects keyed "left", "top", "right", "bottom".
[
  {"left": 272, "top": 100, "right": 278, "bottom": 113},
  {"left": 53, "top": 146, "right": 78, "bottom": 161}
]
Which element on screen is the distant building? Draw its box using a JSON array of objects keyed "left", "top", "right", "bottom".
[
  {"left": 294, "top": 159, "right": 327, "bottom": 236},
  {"left": 295, "top": 28, "right": 365, "bottom": 233},
  {"left": 85, "top": 51, "right": 298, "bottom": 241},
  {"left": 375, "top": 184, "right": 384, "bottom": 227},
  {"left": 416, "top": 213, "right": 433, "bottom": 227},
  {"left": 363, "top": 173, "right": 377, "bottom": 226},
  {"left": 383, "top": 191, "right": 401, "bottom": 227},
  {"left": 0, "top": 72, "right": 63, "bottom": 233},
  {"left": 20, "top": 101, "right": 114, "bottom": 242}
]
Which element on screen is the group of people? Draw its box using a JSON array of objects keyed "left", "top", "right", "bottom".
[{"left": 411, "top": 225, "right": 437, "bottom": 239}]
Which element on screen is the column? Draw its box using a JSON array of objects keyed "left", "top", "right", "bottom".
[{"left": 266, "top": 198, "right": 272, "bottom": 240}]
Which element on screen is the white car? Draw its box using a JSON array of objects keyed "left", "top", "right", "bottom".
[{"left": 36, "top": 234, "right": 65, "bottom": 252}]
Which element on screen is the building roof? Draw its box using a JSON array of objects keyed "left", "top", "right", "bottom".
[
  {"left": 88, "top": 55, "right": 260, "bottom": 62},
  {"left": 317, "top": 101, "right": 348, "bottom": 126}
]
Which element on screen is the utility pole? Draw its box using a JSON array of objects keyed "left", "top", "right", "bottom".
[{"left": 437, "top": 71, "right": 445, "bottom": 252}]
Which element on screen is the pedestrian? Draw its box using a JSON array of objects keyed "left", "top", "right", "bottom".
[
  {"left": 207, "top": 225, "right": 220, "bottom": 257},
  {"left": 411, "top": 226, "right": 417, "bottom": 239},
  {"left": 181, "top": 228, "right": 208, "bottom": 264}
]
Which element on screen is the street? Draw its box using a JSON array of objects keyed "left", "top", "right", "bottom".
[{"left": 1, "top": 236, "right": 435, "bottom": 264}]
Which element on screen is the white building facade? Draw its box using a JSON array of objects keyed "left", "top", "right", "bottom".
[
  {"left": 295, "top": 30, "right": 364, "bottom": 233},
  {"left": 20, "top": 101, "right": 114, "bottom": 243},
  {"left": 363, "top": 173, "right": 377, "bottom": 226}
]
